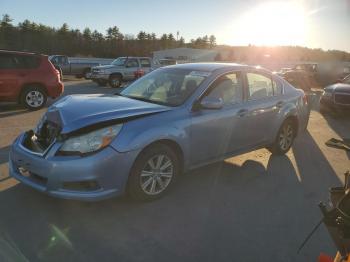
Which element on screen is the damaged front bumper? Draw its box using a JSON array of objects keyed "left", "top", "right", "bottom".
[{"left": 9, "top": 132, "right": 138, "bottom": 201}]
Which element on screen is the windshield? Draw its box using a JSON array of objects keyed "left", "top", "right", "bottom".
[
  {"left": 111, "top": 57, "right": 126, "bottom": 66},
  {"left": 120, "top": 68, "right": 210, "bottom": 106}
]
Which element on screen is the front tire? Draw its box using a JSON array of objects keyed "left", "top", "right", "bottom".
[
  {"left": 109, "top": 74, "right": 122, "bottom": 88},
  {"left": 128, "top": 144, "right": 180, "bottom": 201},
  {"left": 268, "top": 119, "right": 296, "bottom": 155},
  {"left": 20, "top": 86, "right": 47, "bottom": 110}
]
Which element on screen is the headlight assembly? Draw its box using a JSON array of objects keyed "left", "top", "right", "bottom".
[{"left": 59, "top": 124, "right": 123, "bottom": 154}]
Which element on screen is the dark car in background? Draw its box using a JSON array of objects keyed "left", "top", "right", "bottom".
[
  {"left": 320, "top": 81, "right": 350, "bottom": 114},
  {"left": 0, "top": 50, "right": 64, "bottom": 110}
]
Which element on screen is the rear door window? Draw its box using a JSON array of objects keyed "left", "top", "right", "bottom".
[{"left": 247, "top": 72, "right": 274, "bottom": 100}]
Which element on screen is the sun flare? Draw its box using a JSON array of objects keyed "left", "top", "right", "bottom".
[{"left": 226, "top": 1, "right": 307, "bottom": 46}]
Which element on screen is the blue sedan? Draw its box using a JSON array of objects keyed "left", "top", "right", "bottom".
[{"left": 9, "top": 63, "right": 310, "bottom": 201}]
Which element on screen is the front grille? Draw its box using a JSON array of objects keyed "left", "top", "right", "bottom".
[
  {"left": 334, "top": 93, "right": 350, "bottom": 105},
  {"left": 92, "top": 69, "right": 100, "bottom": 74}
]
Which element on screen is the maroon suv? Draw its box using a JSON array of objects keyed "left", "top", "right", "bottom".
[{"left": 0, "top": 50, "right": 64, "bottom": 110}]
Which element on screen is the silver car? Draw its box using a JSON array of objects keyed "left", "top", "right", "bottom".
[{"left": 9, "top": 63, "right": 310, "bottom": 201}]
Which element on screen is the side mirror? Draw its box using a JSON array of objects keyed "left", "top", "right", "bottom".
[{"left": 199, "top": 97, "right": 224, "bottom": 110}]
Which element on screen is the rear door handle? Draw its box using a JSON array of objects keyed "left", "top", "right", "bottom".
[
  {"left": 237, "top": 109, "right": 248, "bottom": 117},
  {"left": 276, "top": 101, "right": 284, "bottom": 108}
]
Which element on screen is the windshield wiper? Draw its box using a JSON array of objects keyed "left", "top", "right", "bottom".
[{"left": 121, "top": 95, "right": 171, "bottom": 106}]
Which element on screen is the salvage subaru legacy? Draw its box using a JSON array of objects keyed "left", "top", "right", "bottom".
[{"left": 9, "top": 63, "right": 310, "bottom": 201}]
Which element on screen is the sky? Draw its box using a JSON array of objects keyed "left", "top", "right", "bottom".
[{"left": 1, "top": 0, "right": 350, "bottom": 52}]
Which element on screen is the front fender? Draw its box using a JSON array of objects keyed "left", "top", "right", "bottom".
[{"left": 111, "top": 125, "right": 190, "bottom": 168}]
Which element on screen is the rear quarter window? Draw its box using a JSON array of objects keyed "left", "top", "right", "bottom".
[
  {"left": 140, "top": 59, "right": 151, "bottom": 68},
  {"left": 14, "top": 55, "right": 41, "bottom": 69},
  {"left": 272, "top": 78, "right": 283, "bottom": 95}
]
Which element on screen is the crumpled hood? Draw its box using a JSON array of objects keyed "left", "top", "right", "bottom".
[
  {"left": 45, "top": 94, "right": 170, "bottom": 134},
  {"left": 325, "top": 83, "right": 350, "bottom": 93}
]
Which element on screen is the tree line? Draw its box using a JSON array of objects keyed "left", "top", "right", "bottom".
[
  {"left": 0, "top": 14, "right": 217, "bottom": 57},
  {"left": 1, "top": 14, "right": 349, "bottom": 62}
]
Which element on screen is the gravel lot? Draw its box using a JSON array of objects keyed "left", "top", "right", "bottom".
[{"left": 0, "top": 80, "right": 349, "bottom": 262}]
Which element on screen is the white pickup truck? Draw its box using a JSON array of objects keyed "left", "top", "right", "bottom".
[{"left": 90, "top": 57, "right": 156, "bottom": 88}]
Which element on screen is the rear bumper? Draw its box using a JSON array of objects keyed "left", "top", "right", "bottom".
[
  {"left": 47, "top": 82, "right": 64, "bottom": 98},
  {"left": 9, "top": 132, "right": 138, "bottom": 201}
]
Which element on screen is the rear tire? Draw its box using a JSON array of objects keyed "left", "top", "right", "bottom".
[
  {"left": 268, "top": 119, "right": 296, "bottom": 155},
  {"left": 20, "top": 86, "right": 47, "bottom": 110},
  {"left": 109, "top": 74, "right": 122, "bottom": 88},
  {"left": 128, "top": 144, "right": 180, "bottom": 201}
]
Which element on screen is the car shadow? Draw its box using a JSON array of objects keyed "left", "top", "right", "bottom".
[
  {"left": 306, "top": 90, "right": 350, "bottom": 159},
  {"left": 0, "top": 130, "right": 341, "bottom": 262},
  {"left": 0, "top": 103, "right": 31, "bottom": 118}
]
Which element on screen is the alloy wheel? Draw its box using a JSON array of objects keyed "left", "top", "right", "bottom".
[
  {"left": 140, "top": 154, "right": 174, "bottom": 195},
  {"left": 25, "top": 91, "right": 44, "bottom": 108},
  {"left": 278, "top": 123, "right": 294, "bottom": 151}
]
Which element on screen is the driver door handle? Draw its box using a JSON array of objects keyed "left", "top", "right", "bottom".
[{"left": 237, "top": 109, "right": 248, "bottom": 117}]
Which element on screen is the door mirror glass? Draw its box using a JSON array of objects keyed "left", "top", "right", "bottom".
[{"left": 200, "top": 97, "right": 224, "bottom": 110}]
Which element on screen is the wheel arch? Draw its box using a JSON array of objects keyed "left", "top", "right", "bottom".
[
  {"left": 109, "top": 72, "right": 123, "bottom": 80},
  {"left": 284, "top": 115, "right": 299, "bottom": 136},
  {"left": 18, "top": 83, "right": 48, "bottom": 102},
  {"left": 135, "top": 139, "right": 185, "bottom": 174}
]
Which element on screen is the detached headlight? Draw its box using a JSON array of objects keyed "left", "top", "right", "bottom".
[{"left": 59, "top": 124, "right": 123, "bottom": 154}]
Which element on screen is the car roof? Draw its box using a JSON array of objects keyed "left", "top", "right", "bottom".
[{"left": 164, "top": 62, "right": 258, "bottom": 72}]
